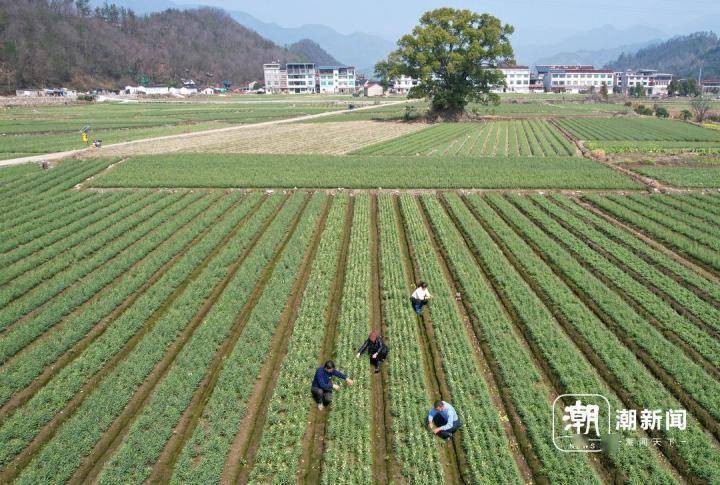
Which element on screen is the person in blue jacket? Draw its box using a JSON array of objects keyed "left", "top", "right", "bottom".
[
  {"left": 427, "top": 400, "right": 461, "bottom": 441},
  {"left": 311, "top": 360, "right": 354, "bottom": 410}
]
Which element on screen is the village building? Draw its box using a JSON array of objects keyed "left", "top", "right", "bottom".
[
  {"left": 364, "top": 82, "right": 384, "bottom": 97},
  {"left": 493, "top": 66, "right": 531, "bottom": 93},
  {"left": 539, "top": 65, "right": 614, "bottom": 93},
  {"left": 615, "top": 69, "right": 673, "bottom": 96}
]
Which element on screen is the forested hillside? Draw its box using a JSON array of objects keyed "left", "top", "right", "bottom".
[
  {"left": 288, "top": 39, "right": 342, "bottom": 66},
  {"left": 606, "top": 32, "right": 720, "bottom": 79},
  {"left": 0, "top": 1, "right": 335, "bottom": 93}
]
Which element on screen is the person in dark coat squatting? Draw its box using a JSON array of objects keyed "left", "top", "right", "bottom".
[{"left": 311, "top": 360, "right": 353, "bottom": 410}]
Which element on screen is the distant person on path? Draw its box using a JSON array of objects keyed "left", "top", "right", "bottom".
[
  {"left": 356, "top": 330, "right": 389, "bottom": 373},
  {"left": 410, "top": 282, "right": 432, "bottom": 316},
  {"left": 311, "top": 360, "right": 353, "bottom": 410},
  {"left": 428, "top": 400, "right": 461, "bottom": 441}
]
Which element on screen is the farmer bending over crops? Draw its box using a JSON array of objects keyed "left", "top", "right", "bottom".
[
  {"left": 428, "top": 400, "right": 461, "bottom": 441},
  {"left": 410, "top": 282, "right": 432, "bottom": 316},
  {"left": 311, "top": 360, "right": 353, "bottom": 410},
  {"left": 356, "top": 330, "right": 388, "bottom": 373}
]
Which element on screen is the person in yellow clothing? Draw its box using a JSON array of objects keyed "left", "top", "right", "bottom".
[{"left": 81, "top": 132, "right": 89, "bottom": 145}]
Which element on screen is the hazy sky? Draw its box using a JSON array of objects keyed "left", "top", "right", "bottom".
[{"left": 176, "top": 0, "right": 720, "bottom": 40}]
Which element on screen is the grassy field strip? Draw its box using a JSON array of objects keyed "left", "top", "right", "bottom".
[
  {"left": 71, "top": 193, "right": 306, "bottom": 484},
  {"left": 504, "top": 197, "right": 720, "bottom": 430},
  {"left": 0, "top": 193, "right": 190, "bottom": 340},
  {"left": 492, "top": 194, "right": 720, "bottom": 481},
  {"left": 439, "top": 194, "right": 619, "bottom": 483},
  {"left": 1, "top": 193, "right": 286, "bottom": 483},
  {"left": 535, "top": 196, "right": 720, "bottom": 340},
  {"left": 586, "top": 196, "right": 720, "bottom": 274},
  {"left": 0, "top": 194, "right": 264, "bottom": 474},
  {"left": 94, "top": 193, "right": 320, "bottom": 483},
  {"left": 399, "top": 194, "right": 523, "bottom": 483},
  {"left": 552, "top": 195, "right": 720, "bottom": 307},
  {"left": 248, "top": 195, "right": 350, "bottom": 483},
  {"left": 319, "top": 194, "right": 373, "bottom": 484},
  {"left": 147, "top": 193, "right": 328, "bottom": 483},
  {"left": 0, "top": 193, "right": 184, "bottom": 328},
  {"left": 352, "top": 124, "right": 468, "bottom": 156},
  {"left": 0, "top": 192, "right": 237, "bottom": 410},
  {"left": 376, "top": 195, "right": 444, "bottom": 482},
  {"left": 0, "top": 190, "right": 91, "bottom": 235},
  {"left": 0, "top": 190, "right": 146, "bottom": 269},
  {"left": 90, "top": 153, "right": 641, "bottom": 189},
  {"left": 651, "top": 194, "right": 720, "bottom": 223},
  {"left": 456, "top": 194, "right": 681, "bottom": 483},
  {"left": 623, "top": 195, "right": 719, "bottom": 244}
]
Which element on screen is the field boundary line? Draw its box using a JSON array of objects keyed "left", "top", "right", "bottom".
[
  {"left": 71, "top": 193, "right": 300, "bottom": 484},
  {"left": 0, "top": 194, "right": 275, "bottom": 483},
  {"left": 393, "top": 196, "right": 466, "bottom": 485},
  {"left": 148, "top": 193, "right": 321, "bottom": 483},
  {"left": 0, "top": 101, "right": 410, "bottom": 168},
  {"left": 577, "top": 198, "right": 720, "bottom": 285},
  {"left": 504, "top": 196, "right": 720, "bottom": 444},
  {"left": 0, "top": 194, "right": 233, "bottom": 421},
  {"left": 297, "top": 196, "right": 355, "bottom": 484},
  {"left": 478, "top": 195, "right": 698, "bottom": 481}
]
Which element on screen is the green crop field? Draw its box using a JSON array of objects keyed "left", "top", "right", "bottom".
[
  {"left": 555, "top": 118, "right": 720, "bottom": 154},
  {"left": 629, "top": 165, "right": 720, "bottom": 187},
  {"left": 1, "top": 160, "right": 719, "bottom": 484},
  {"left": 353, "top": 120, "right": 576, "bottom": 157},
  {"left": 87, "top": 153, "right": 638, "bottom": 189}
]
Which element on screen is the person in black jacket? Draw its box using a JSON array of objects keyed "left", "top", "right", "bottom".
[
  {"left": 356, "top": 330, "right": 388, "bottom": 373},
  {"left": 311, "top": 360, "right": 353, "bottom": 410}
]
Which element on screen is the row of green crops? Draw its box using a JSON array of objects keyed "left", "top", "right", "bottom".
[
  {"left": 0, "top": 194, "right": 264, "bottom": 472},
  {"left": 0, "top": 193, "right": 241, "bottom": 408},
  {"left": 557, "top": 118, "right": 720, "bottom": 142},
  {"left": 0, "top": 190, "right": 91, "bottom": 237},
  {"left": 248, "top": 195, "right": 349, "bottom": 483},
  {"left": 377, "top": 195, "right": 444, "bottom": 482},
  {"left": 89, "top": 153, "right": 640, "bottom": 189},
  {"left": 97, "top": 193, "right": 323, "bottom": 484},
  {"left": 508, "top": 195, "right": 720, "bottom": 423},
  {"left": 552, "top": 195, "right": 720, "bottom": 305},
  {"left": 321, "top": 194, "right": 372, "bottom": 484},
  {"left": 0, "top": 193, "right": 206, "bottom": 366},
  {"left": 442, "top": 193, "right": 681, "bottom": 483},
  {"left": 534, "top": 197, "right": 720, "bottom": 352},
  {"left": 589, "top": 140, "right": 720, "bottom": 154},
  {"left": 397, "top": 194, "right": 523, "bottom": 483},
  {"left": 354, "top": 121, "right": 575, "bottom": 157},
  {"left": 587, "top": 195, "right": 720, "bottom": 272},
  {"left": 629, "top": 164, "right": 720, "bottom": 189},
  {"left": 10, "top": 194, "right": 288, "bottom": 483},
  {"left": 651, "top": 194, "right": 719, "bottom": 223},
  {"left": 0, "top": 193, "right": 187, "bottom": 333},
  {"left": 488, "top": 194, "right": 720, "bottom": 481}
]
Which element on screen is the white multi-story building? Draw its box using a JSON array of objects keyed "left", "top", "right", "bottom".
[
  {"left": 286, "top": 63, "right": 316, "bottom": 94},
  {"left": 540, "top": 66, "right": 614, "bottom": 93},
  {"left": 317, "top": 66, "right": 356, "bottom": 94},
  {"left": 493, "top": 66, "right": 531, "bottom": 93},
  {"left": 616, "top": 69, "right": 673, "bottom": 96},
  {"left": 392, "top": 75, "right": 419, "bottom": 95}
]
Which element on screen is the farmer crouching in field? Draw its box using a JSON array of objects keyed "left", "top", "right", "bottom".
[
  {"left": 428, "top": 400, "right": 461, "bottom": 441},
  {"left": 356, "top": 330, "right": 389, "bottom": 373},
  {"left": 311, "top": 360, "right": 353, "bottom": 410},
  {"left": 410, "top": 282, "right": 432, "bottom": 316}
]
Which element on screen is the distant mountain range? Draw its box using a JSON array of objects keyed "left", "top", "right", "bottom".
[{"left": 605, "top": 31, "right": 720, "bottom": 79}]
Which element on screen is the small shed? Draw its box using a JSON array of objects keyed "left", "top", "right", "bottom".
[{"left": 364, "top": 82, "right": 384, "bottom": 97}]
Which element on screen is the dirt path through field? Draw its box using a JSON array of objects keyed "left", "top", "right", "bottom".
[{"left": 0, "top": 100, "right": 409, "bottom": 168}]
